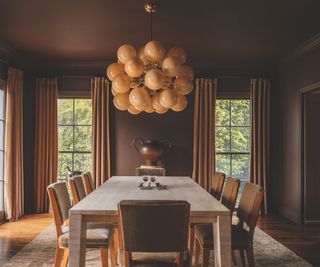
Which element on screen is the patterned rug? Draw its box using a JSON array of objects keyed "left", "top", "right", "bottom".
[{"left": 2, "top": 224, "right": 313, "bottom": 267}]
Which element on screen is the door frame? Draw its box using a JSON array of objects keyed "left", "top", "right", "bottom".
[{"left": 299, "top": 81, "right": 320, "bottom": 224}]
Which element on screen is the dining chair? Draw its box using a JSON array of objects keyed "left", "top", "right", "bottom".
[
  {"left": 118, "top": 200, "right": 190, "bottom": 267},
  {"left": 189, "top": 176, "right": 240, "bottom": 264},
  {"left": 83, "top": 171, "right": 95, "bottom": 195},
  {"left": 70, "top": 174, "right": 119, "bottom": 262},
  {"left": 47, "top": 182, "right": 116, "bottom": 267},
  {"left": 210, "top": 172, "right": 226, "bottom": 200},
  {"left": 194, "top": 182, "right": 263, "bottom": 267},
  {"left": 69, "top": 175, "right": 87, "bottom": 204}
]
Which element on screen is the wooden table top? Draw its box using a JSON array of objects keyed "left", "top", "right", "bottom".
[{"left": 70, "top": 176, "right": 230, "bottom": 217}]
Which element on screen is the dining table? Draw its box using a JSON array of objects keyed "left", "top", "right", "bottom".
[{"left": 69, "top": 176, "right": 231, "bottom": 267}]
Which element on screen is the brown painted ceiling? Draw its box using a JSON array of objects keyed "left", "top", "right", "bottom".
[{"left": 0, "top": 0, "right": 320, "bottom": 67}]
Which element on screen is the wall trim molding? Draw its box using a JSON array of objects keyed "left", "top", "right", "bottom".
[
  {"left": 279, "top": 205, "right": 300, "bottom": 224},
  {"left": 0, "top": 41, "right": 17, "bottom": 65},
  {"left": 279, "top": 32, "right": 320, "bottom": 65}
]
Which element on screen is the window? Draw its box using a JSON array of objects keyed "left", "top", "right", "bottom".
[
  {"left": 57, "top": 98, "right": 92, "bottom": 182},
  {"left": 0, "top": 83, "right": 5, "bottom": 211},
  {"left": 216, "top": 99, "right": 251, "bottom": 187}
]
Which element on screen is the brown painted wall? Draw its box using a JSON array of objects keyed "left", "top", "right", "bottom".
[{"left": 276, "top": 46, "right": 320, "bottom": 223}]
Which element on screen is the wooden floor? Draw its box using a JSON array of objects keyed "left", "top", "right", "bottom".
[
  {"left": 0, "top": 213, "right": 319, "bottom": 266},
  {"left": 0, "top": 213, "right": 52, "bottom": 266},
  {"left": 257, "top": 215, "right": 320, "bottom": 266}
]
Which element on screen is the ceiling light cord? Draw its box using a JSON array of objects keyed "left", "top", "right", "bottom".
[{"left": 150, "top": 10, "right": 153, "bottom": 41}]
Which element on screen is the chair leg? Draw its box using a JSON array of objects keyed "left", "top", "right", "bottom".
[
  {"left": 114, "top": 228, "right": 119, "bottom": 264},
  {"left": 245, "top": 245, "right": 255, "bottom": 267},
  {"left": 109, "top": 239, "right": 116, "bottom": 267},
  {"left": 189, "top": 225, "right": 195, "bottom": 265},
  {"left": 100, "top": 248, "right": 109, "bottom": 267},
  {"left": 54, "top": 245, "right": 64, "bottom": 267},
  {"left": 176, "top": 252, "right": 184, "bottom": 267},
  {"left": 61, "top": 249, "right": 69, "bottom": 267},
  {"left": 202, "top": 248, "right": 210, "bottom": 267},
  {"left": 124, "top": 252, "right": 132, "bottom": 267},
  {"left": 239, "top": 249, "right": 246, "bottom": 267},
  {"left": 194, "top": 239, "right": 200, "bottom": 267}
]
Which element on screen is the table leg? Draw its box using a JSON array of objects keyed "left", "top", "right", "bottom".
[
  {"left": 69, "top": 214, "right": 87, "bottom": 267},
  {"left": 213, "top": 215, "right": 231, "bottom": 267}
]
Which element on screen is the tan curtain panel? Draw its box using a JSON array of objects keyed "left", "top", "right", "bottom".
[
  {"left": 34, "top": 78, "right": 58, "bottom": 213},
  {"left": 91, "top": 77, "right": 111, "bottom": 188},
  {"left": 4, "top": 67, "right": 24, "bottom": 221},
  {"left": 250, "top": 78, "right": 270, "bottom": 214},
  {"left": 192, "top": 78, "right": 217, "bottom": 191}
]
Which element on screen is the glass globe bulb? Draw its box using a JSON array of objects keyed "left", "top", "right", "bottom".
[
  {"left": 144, "top": 41, "right": 165, "bottom": 62},
  {"left": 125, "top": 57, "right": 144, "bottom": 78},
  {"left": 129, "top": 87, "right": 149, "bottom": 111},
  {"left": 171, "top": 94, "right": 187, "bottom": 112},
  {"left": 162, "top": 56, "right": 181, "bottom": 77},
  {"left": 117, "top": 44, "right": 137, "bottom": 64},
  {"left": 106, "top": 63, "right": 125, "bottom": 81},
  {"left": 174, "top": 75, "right": 193, "bottom": 95},
  {"left": 168, "top": 47, "right": 187, "bottom": 64},
  {"left": 111, "top": 87, "right": 117, "bottom": 96},
  {"left": 152, "top": 93, "right": 163, "bottom": 110},
  {"left": 128, "top": 105, "right": 141, "bottom": 115},
  {"left": 112, "top": 73, "right": 131, "bottom": 94},
  {"left": 144, "top": 69, "right": 164, "bottom": 90},
  {"left": 159, "top": 89, "right": 178, "bottom": 108},
  {"left": 113, "top": 93, "right": 130, "bottom": 111},
  {"left": 179, "top": 65, "right": 194, "bottom": 80},
  {"left": 145, "top": 102, "right": 155, "bottom": 113},
  {"left": 155, "top": 106, "right": 169, "bottom": 114},
  {"left": 138, "top": 46, "right": 151, "bottom": 65}
]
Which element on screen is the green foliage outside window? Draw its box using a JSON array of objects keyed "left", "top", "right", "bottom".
[
  {"left": 216, "top": 99, "right": 251, "bottom": 183},
  {"left": 58, "top": 99, "right": 92, "bottom": 181}
]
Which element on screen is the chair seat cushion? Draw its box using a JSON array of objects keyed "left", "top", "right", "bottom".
[
  {"left": 194, "top": 224, "right": 250, "bottom": 249},
  {"left": 130, "top": 252, "right": 189, "bottom": 267},
  {"left": 59, "top": 225, "right": 114, "bottom": 249}
]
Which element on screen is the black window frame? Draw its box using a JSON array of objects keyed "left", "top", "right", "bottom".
[{"left": 57, "top": 97, "right": 92, "bottom": 182}]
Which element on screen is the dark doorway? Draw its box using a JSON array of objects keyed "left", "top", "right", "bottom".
[{"left": 302, "top": 87, "right": 320, "bottom": 223}]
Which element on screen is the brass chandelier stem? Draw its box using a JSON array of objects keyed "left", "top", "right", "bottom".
[{"left": 144, "top": 2, "right": 157, "bottom": 41}]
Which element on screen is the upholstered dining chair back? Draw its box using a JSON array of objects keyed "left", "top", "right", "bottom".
[
  {"left": 83, "top": 171, "right": 95, "bottom": 194},
  {"left": 69, "top": 175, "right": 87, "bottom": 204},
  {"left": 47, "top": 182, "right": 72, "bottom": 236},
  {"left": 237, "top": 183, "right": 263, "bottom": 235},
  {"left": 211, "top": 172, "right": 225, "bottom": 200},
  {"left": 220, "top": 177, "right": 240, "bottom": 211},
  {"left": 118, "top": 200, "right": 190, "bottom": 253}
]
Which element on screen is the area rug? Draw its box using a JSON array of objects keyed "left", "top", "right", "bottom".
[{"left": 2, "top": 224, "right": 313, "bottom": 267}]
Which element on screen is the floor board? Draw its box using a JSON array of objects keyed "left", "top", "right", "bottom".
[
  {"left": 0, "top": 213, "right": 319, "bottom": 266},
  {"left": 0, "top": 213, "right": 52, "bottom": 265}
]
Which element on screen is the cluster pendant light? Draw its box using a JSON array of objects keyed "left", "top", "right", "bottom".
[{"left": 106, "top": 2, "right": 194, "bottom": 114}]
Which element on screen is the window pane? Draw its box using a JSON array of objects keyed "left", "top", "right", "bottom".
[
  {"left": 0, "top": 152, "right": 3, "bottom": 180},
  {"left": 231, "top": 154, "right": 250, "bottom": 182},
  {"left": 75, "top": 99, "right": 92, "bottom": 125},
  {"left": 216, "top": 154, "right": 231, "bottom": 176},
  {"left": 216, "top": 100, "right": 230, "bottom": 126},
  {"left": 74, "top": 126, "right": 91, "bottom": 151},
  {"left": 216, "top": 127, "right": 230, "bottom": 152},
  {"left": 74, "top": 153, "right": 92, "bottom": 172},
  {"left": 58, "top": 153, "right": 73, "bottom": 176},
  {"left": 0, "top": 121, "right": 3, "bottom": 150},
  {"left": 58, "top": 126, "right": 73, "bottom": 151},
  {"left": 231, "top": 100, "right": 250, "bottom": 126},
  {"left": 0, "top": 89, "right": 4, "bottom": 120},
  {"left": 58, "top": 99, "right": 73, "bottom": 125},
  {"left": 231, "top": 127, "right": 250, "bottom": 152}
]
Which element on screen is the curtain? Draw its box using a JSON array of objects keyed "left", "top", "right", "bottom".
[
  {"left": 250, "top": 78, "right": 270, "bottom": 214},
  {"left": 4, "top": 67, "right": 24, "bottom": 221},
  {"left": 91, "top": 77, "right": 111, "bottom": 188},
  {"left": 34, "top": 78, "right": 58, "bottom": 213},
  {"left": 192, "top": 78, "right": 217, "bottom": 191}
]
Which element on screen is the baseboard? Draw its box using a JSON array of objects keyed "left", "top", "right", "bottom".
[{"left": 279, "top": 205, "right": 301, "bottom": 224}]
